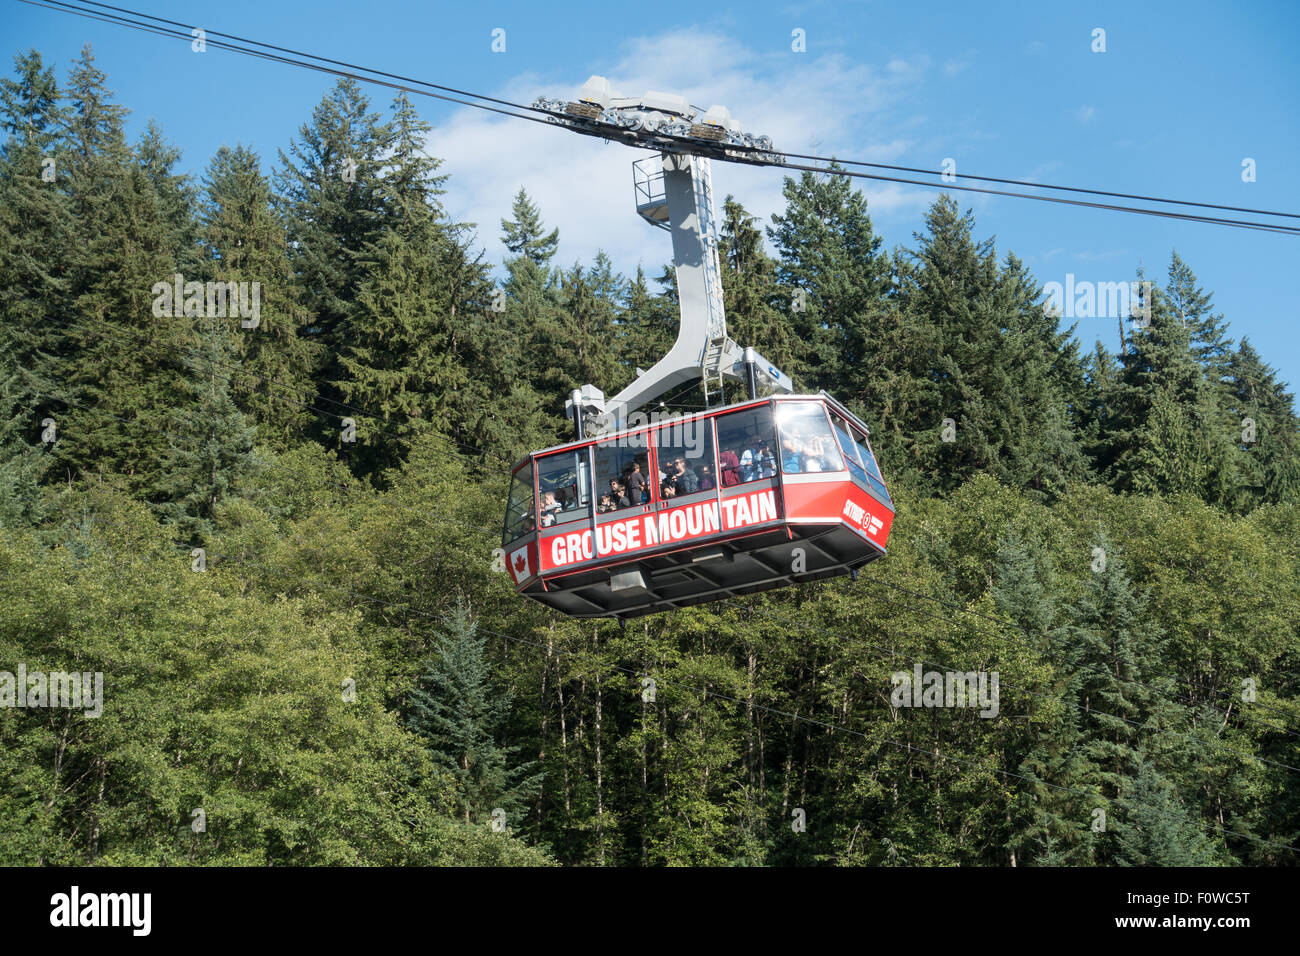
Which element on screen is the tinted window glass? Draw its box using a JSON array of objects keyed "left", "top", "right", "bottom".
[
  {"left": 715, "top": 405, "right": 777, "bottom": 486},
  {"left": 829, "top": 411, "right": 864, "bottom": 467},
  {"left": 851, "top": 426, "right": 890, "bottom": 500},
  {"left": 775, "top": 401, "right": 844, "bottom": 474},
  {"left": 654, "top": 413, "right": 715, "bottom": 501},
  {"left": 536, "top": 449, "right": 589, "bottom": 526},
  {"left": 595, "top": 434, "right": 650, "bottom": 512},
  {"left": 503, "top": 461, "right": 535, "bottom": 543}
]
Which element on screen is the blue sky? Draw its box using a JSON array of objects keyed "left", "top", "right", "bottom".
[{"left": 6, "top": 0, "right": 1298, "bottom": 396}]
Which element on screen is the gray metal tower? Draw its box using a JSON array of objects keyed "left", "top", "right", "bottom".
[{"left": 533, "top": 76, "right": 793, "bottom": 437}]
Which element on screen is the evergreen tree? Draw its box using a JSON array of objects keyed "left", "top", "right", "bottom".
[
  {"left": 337, "top": 91, "right": 505, "bottom": 471},
  {"left": 1113, "top": 756, "right": 1221, "bottom": 865},
  {"left": 615, "top": 265, "right": 676, "bottom": 393},
  {"left": 274, "top": 78, "right": 390, "bottom": 440},
  {"left": 51, "top": 46, "right": 192, "bottom": 497},
  {"left": 1165, "top": 251, "right": 1231, "bottom": 379},
  {"left": 382, "top": 92, "right": 448, "bottom": 226},
  {"left": 543, "top": 260, "right": 620, "bottom": 397},
  {"left": 501, "top": 186, "right": 558, "bottom": 265},
  {"left": 201, "top": 144, "right": 316, "bottom": 448},
  {"left": 0, "top": 50, "right": 70, "bottom": 524},
  {"left": 339, "top": 218, "right": 472, "bottom": 476},
  {"left": 890, "top": 196, "right": 1007, "bottom": 493},
  {"left": 0, "top": 354, "right": 49, "bottom": 529},
  {"left": 1220, "top": 338, "right": 1300, "bottom": 509},
  {"left": 716, "top": 196, "right": 800, "bottom": 399},
  {"left": 995, "top": 535, "right": 1095, "bottom": 865},
  {"left": 988, "top": 253, "right": 1091, "bottom": 498},
  {"left": 1100, "top": 273, "right": 1237, "bottom": 505},
  {"left": 1052, "top": 535, "right": 1198, "bottom": 863},
  {"left": 499, "top": 188, "right": 566, "bottom": 402},
  {"left": 1079, "top": 340, "right": 1121, "bottom": 465},
  {"left": 135, "top": 119, "right": 199, "bottom": 274},
  {"left": 407, "top": 602, "right": 542, "bottom": 826},
  {"left": 153, "top": 317, "right": 260, "bottom": 542},
  {"left": 766, "top": 163, "right": 889, "bottom": 391}
]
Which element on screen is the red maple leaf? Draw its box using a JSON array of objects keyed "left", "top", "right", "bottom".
[{"left": 513, "top": 554, "right": 526, "bottom": 573}]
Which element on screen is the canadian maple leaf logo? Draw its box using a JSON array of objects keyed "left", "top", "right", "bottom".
[{"left": 514, "top": 554, "right": 526, "bottom": 573}]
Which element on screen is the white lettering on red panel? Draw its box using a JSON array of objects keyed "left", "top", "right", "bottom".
[
  {"left": 841, "top": 494, "right": 892, "bottom": 546},
  {"left": 543, "top": 489, "right": 777, "bottom": 571}
]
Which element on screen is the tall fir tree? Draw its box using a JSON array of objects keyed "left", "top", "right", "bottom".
[
  {"left": 1100, "top": 272, "right": 1238, "bottom": 505},
  {"left": 1220, "top": 338, "right": 1300, "bottom": 509},
  {"left": 337, "top": 92, "right": 507, "bottom": 472},
  {"left": 1113, "top": 756, "right": 1220, "bottom": 865},
  {"left": 987, "top": 253, "right": 1091, "bottom": 498},
  {"left": 51, "top": 46, "right": 193, "bottom": 497},
  {"left": 407, "top": 603, "right": 542, "bottom": 827},
  {"left": 716, "top": 196, "right": 800, "bottom": 400},
  {"left": 135, "top": 119, "right": 199, "bottom": 274},
  {"left": 891, "top": 196, "right": 1003, "bottom": 493},
  {"left": 1052, "top": 535, "right": 1200, "bottom": 864},
  {"left": 1165, "top": 251, "right": 1232, "bottom": 379},
  {"left": 499, "top": 188, "right": 567, "bottom": 408},
  {"left": 501, "top": 186, "right": 558, "bottom": 265},
  {"left": 201, "top": 144, "right": 317, "bottom": 448},
  {"left": 994, "top": 535, "right": 1096, "bottom": 865},
  {"left": 614, "top": 265, "right": 676, "bottom": 394},
  {"left": 153, "top": 316, "right": 260, "bottom": 543},
  {"left": 766, "top": 162, "right": 889, "bottom": 392},
  {"left": 275, "top": 78, "right": 391, "bottom": 445},
  {"left": 0, "top": 50, "right": 70, "bottom": 525}
]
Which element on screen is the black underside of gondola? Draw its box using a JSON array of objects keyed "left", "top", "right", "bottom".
[{"left": 517, "top": 522, "right": 884, "bottom": 619}]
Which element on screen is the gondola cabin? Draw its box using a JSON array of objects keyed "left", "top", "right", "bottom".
[{"left": 501, "top": 393, "right": 894, "bottom": 618}]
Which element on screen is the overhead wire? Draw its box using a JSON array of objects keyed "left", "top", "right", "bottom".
[{"left": 22, "top": 0, "right": 1300, "bottom": 235}]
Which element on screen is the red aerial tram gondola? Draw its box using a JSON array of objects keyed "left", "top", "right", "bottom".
[
  {"left": 503, "top": 77, "right": 896, "bottom": 618},
  {"left": 502, "top": 393, "right": 894, "bottom": 618}
]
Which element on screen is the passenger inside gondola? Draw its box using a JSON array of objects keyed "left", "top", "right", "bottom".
[
  {"left": 625, "top": 460, "right": 647, "bottom": 503},
  {"left": 780, "top": 430, "right": 802, "bottom": 473},
  {"left": 716, "top": 404, "right": 777, "bottom": 486},
  {"left": 719, "top": 446, "right": 741, "bottom": 486},
  {"left": 539, "top": 491, "right": 561, "bottom": 526},
  {"left": 776, "top": 401, "right": 844, "bottom": 474},
  {"left": 669, "top": 456, "right": 699, "bottom": 494},
  {"left": 742, "top": 435, "right": 776, "bottom": 479},
  {"left": 609, "top": 478, "right": 631, "bottom": 508}
]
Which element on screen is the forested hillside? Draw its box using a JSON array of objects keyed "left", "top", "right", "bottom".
[{"left": 2, "top": 47, "right": 1298, "bottom": 866}]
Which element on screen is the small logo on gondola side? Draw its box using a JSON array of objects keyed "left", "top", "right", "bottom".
[{"left": 842, "top": 499, "right": 884, "bottom": 538}]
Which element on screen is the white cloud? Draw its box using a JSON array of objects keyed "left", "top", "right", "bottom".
[
  {"left": 425, "top": 28, "right": 932, "bottom": 281},
  {"left": 942, "top": 54, "right": 974, "bottom": 77},
  {"left": 1075, "top": 248, "right": 1131, "bottom": 262}
]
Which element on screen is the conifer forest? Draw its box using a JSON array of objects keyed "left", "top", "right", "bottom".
[{"left": 2, "top": 8, "right": 1298, "bottom": 871}]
